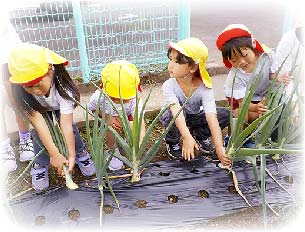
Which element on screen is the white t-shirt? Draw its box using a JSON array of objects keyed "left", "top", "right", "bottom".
[
  {"left": 88, "top": 89, "right": 143, "bottom": 117},
  {"left": 224, "top": 51, "right": 278, "bottom": 102},
  {"left": 33, "top": 80, "right": 74, "bottom": 114},
  {"left": 162, "top": 78, "right": 216, "bottom": 114},
  {"left": 275, "top": 29, "right": 304, "bottom": 75},
  {"left": 274, "top": 28, "right": 304, "bottom": 99}
]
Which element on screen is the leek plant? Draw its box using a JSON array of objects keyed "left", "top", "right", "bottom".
[
  {"left": 226, "top": 53, "right": 303, "bottom": 227},
  {"left": 94, "top": 84, "right": 185, "bottom": 182},
  {"left": 84, "top": 91, "right": 120, "bottom": 226},
  {"left": 43, "top": 112, "right": 79, "bottom": 190}
]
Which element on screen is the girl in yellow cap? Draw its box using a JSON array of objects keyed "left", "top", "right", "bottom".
[
  {"left": 88, "top": 60, "right": 146, "bottom": 171},
  {"left": 8, "top": 43, "right": 95, "bottom": 191},
  {"left": 159, "top": 37, "right": 231, "bottom": 166}
]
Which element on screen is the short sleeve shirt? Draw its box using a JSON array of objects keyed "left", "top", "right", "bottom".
[
  {"left": 162, "top": 78, "right": 216, "bottom": 114},
  {"left": 87, "top": 89, "right": 143, "bottom": 117},
  {"left": 224, "top": 51, "right": 277, "bottom": 102},
  {"left": 33, "top": 80, "right": 74, "bottom": 114}
]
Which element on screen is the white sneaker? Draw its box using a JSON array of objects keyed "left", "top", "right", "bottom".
[
  {"left": 19, "top": 139, "right": 35, "bottom": 162},
  {"left": 76, "top": 150, "right": 96, "bottom": 176},
  {"left": 30, "top": 163, "right": 49, "bottom": 191},
  {"left": 107, "top": 149, "right": 124, "bottom": 171},
  {"left": 1, "top": 146, "right": 17, "bottom": 172}
]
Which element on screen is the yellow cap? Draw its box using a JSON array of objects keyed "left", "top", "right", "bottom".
[
  {"left": 101, "top": 60, "right": 140, "bottom": 99},
  {"left": 8, "top": 43, "right": 68, "bottom": 85},
  {"left": 169, "top": 37, "right": 212, "bottom": 88}
]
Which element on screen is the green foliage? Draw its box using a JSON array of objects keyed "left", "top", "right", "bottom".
[
  {"left": 94, "top": 81, "right": 185, "bottom": 182},
  {"left": 43, "top": 113, "right": 79, "bottom": 190},
  {"left": 226, "top": 51, "right": 303, "bottom": 227}
]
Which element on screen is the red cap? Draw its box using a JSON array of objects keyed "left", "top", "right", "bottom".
[{"left": 216, "top": 24, "right": 266, "bottom": 68}]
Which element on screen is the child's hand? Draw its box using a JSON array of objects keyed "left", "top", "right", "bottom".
[
  {"left": 215, "top": 146, "right": 231, "bottom": 166},
  {"left": 277, "top": 73, "right": 292, "bottom": 85},
  {"left": 182, "top": 135, "right": 199, "bottom": 161},
  {"left": 50, "top": 152, "right": 69, "bottom": 176},
  {"left": 109, "top": 117, "right": 122, "bottom": 131},
  {"left": 68, "top": 156, "right": 76, "bottom": 173},
  {"left": 256, "top": 97, "right": 267, "bottom": 116}
]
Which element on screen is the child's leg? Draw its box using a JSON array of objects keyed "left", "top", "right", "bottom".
[
  {"left": 187, "top": 107, "right": 229, "bottom": 137},
  {"left": 72, "top": 124, "right": 95, "bottom": 176},
  {"left": 105, "top": 128, "right": 124, "bottom": 171},
  {"left": 106, "top": 129, "right": 116, "bottom": 149},
  {"left": 159, "top": 109, "right": 182, "bottom": 158},
  {"left": 17, "top": 114, "right": 35, "bottom": 162},
  {"left": 186, "top": 107, "right": 229, "bottom": 153},
  {"left": 248, "top": 111, "right": 260, "bottom": 123},
  {"left": 0, "top": 85, "right": 17, "bottom": 172},
  {"left": 159, "top": 109, "right": 181, "bottom": 144},
  {"left": 30, "top": 130, "right": 50, "bottom": 191},
  {"left": 216, "top": 107, "right": 230, "bottom": 130}
]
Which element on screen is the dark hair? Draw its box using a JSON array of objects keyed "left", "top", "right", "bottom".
[
  {"left": 167, "top": 47, "right": 200, "bottom": 77},
  {"left": 221, "top": 36, "right": 256, "bottom": 61},
  {"left": 12, "top": 64, "right": 80, "bottom": 116}
]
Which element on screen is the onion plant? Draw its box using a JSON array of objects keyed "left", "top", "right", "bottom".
[
  {"left": 84, "top": 92, "right": 119, "bottom": 226},
  {"left": 94, "top": 84, "right": 186, "bottom": 182},
  {"left": 226, "top": 53, "right": 303, "bottom": 227},
  {"left": 43, "top": 112, "right": 79, "bottom": 190}
]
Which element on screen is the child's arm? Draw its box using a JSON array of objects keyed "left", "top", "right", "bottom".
[
  {"left": 270, "top": 72, "right": 291, "bottom": 84},
  {"left": 205, "top": 113, "right": 231, "bottom": 166},
  {"left": 238, "top": 98, "right": 267, "bottom": 122},
  {"left": 129, "top": 117, "right": 146, "bottom": 145},
  {"left": 29, "top": 111, "right": 68, "bottom": 175},
  {"left": 60, "top": 113, "right": 76, "bottom": 173},
  {"left": 170, "top": 104, "right": 199, "bottom": 160}
]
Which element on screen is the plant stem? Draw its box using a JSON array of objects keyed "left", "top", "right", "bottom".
[
  {"left": 131, "top": 162, "right": 140, "bottom": 182},
  {"left": 98, "top": 184, "right": 104, "bottom": 227}
]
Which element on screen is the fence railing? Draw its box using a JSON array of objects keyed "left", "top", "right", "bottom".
[{"left": 9, "top": 0, "right": 190, "bottom": 82}]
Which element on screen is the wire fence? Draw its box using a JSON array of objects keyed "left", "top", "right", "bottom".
[{"left": 9, "top": 0, "right": 190, "bottom": 82}]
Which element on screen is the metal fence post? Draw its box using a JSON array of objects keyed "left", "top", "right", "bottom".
[
  {"left": 178, "top": 0, "right": 190, "bottom": 40},
  {"left": 72, "top": 0, "right": 90, "bottom": 82}
]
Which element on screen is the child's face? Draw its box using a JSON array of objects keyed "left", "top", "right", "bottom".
[
  {"left": 167, "top": 49, "right": 191, "bottom": 79},
  {"left": 228, "top": 47, "right": 257, "bottom": 73},
  {"left": 23, "top": 68, "right": 52, "bottom": 96},
  {"left": 109, "top": 96, "right": 133, "bottom": 104}
]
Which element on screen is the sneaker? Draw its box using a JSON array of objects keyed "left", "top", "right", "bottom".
[
  {"left": 19, "top": 139, "right": 35, "bottom": 162},
  {"left": 165, "top": 142, "right": 182, "bottom": 159},
  {"left": 30, "top": 163, "right": 49, "bottom": 191},
  {"left": 197, "top": 137, "right": 215, "bottom": 154},
  {"left": 1, "top": 146, "right": 17, "bottom": 172},
  {"left": 106, "top": 149, "right": 124, "bottom": 171},
  {"left": 243, "top": 139, "right": 255, "bottom": 148},
  {"left": 76, "top": 150, "right": 96, "bottom": 176},
  {"left": 224, "top": 135, "right": 230, "bottom": 147}
]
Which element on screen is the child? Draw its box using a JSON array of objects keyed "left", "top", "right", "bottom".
[
  {"left": 1, "top": 16, "right": 35, "bottom": 173},
  {"left": 216, "top": 24, "right": 291, "bottom": 123},
  {"left": 88, "top": 60, "right": 146, "bottom": 171},
  {"left": 8, "top": 43, "right": 95, "bottom": 190},
  {"left": 274, "top": 21, "right": 304, "bottom": 99},
  {"left": 159, "top": 37, "right": 231, "bottom": 166}
]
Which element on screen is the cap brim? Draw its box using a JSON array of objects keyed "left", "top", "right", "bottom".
[
  {"left": 168, "top": 42, "right": 189, "bottom": 57},
  {"left": 46, "top": 49, "right": 69, "bottom": 66}
]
